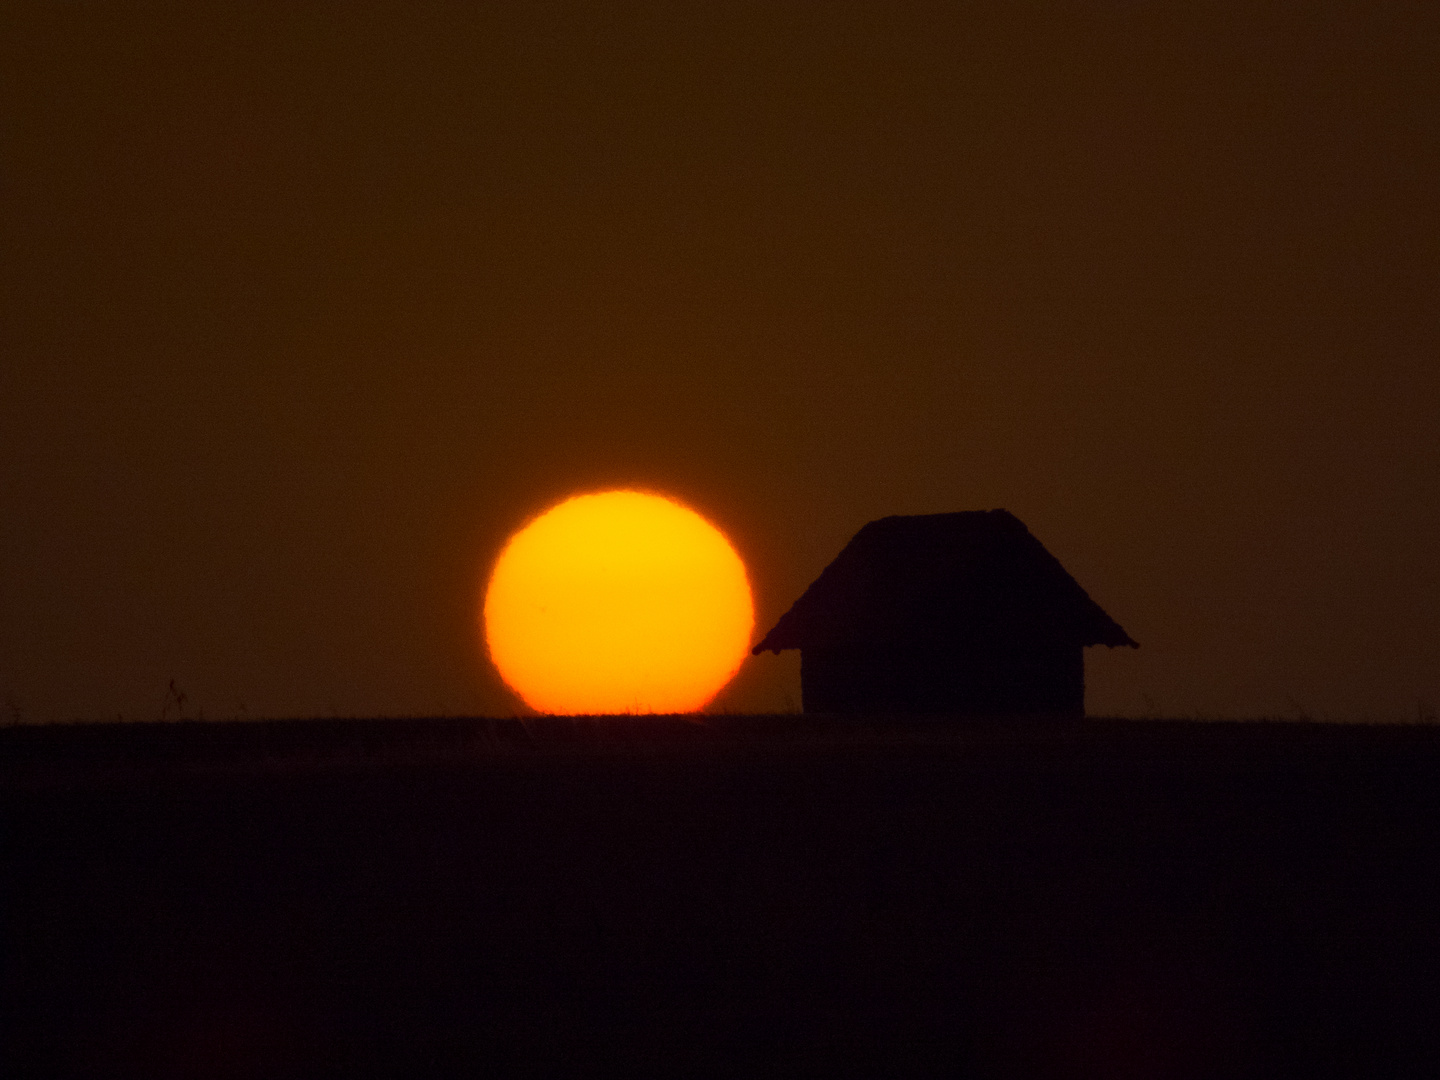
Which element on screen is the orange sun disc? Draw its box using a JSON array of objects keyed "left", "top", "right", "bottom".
[{"left": 482, "top": 490, "right": 755, "bottom": 714}]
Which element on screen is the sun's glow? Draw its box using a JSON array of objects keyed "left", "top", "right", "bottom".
[{"left": 482, "top": 490, "right": 754, "bottom": 714}]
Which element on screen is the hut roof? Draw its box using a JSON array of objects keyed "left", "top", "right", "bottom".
[{"left": 752, "top": 510, "right": 1138, "bottom": 654}]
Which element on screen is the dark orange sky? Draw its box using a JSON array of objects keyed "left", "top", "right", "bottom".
[{"left": 3, "top": 2, "right": 1436, "bottom": 722}]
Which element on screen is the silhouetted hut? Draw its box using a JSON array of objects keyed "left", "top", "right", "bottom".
[{"left": 752, "top": 510, "right": 1137, "bottom": 717}]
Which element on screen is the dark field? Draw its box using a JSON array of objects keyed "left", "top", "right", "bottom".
[{"left": 4, "top": 717, "right": 1440, "bottom": 1078}]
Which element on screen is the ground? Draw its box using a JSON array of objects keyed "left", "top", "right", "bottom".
[{"left": 4, "top": 716, "right": 1439, "bottom": 1078}]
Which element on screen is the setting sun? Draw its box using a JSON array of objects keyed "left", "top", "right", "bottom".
[{"left": 482, "top": 491, "right": 754, "bottom": 714}]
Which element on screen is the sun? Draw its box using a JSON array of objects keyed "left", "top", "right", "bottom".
[{"left": 482, "top": 490, "right": 755, "bottom": 714}]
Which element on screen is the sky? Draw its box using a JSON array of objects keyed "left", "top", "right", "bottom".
[{"left": 3, "top": 1, "right": 1436, "bottom": 722}]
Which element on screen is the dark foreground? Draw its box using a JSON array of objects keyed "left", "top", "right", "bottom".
[{"left": 5, "top": 716, "right": 1440, "bottom": 1078}]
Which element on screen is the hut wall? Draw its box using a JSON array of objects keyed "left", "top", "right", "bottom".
[{"left": 800, "top": 639, "right": 1084, "bottom": 716}]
